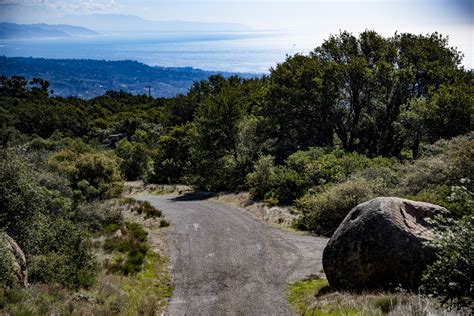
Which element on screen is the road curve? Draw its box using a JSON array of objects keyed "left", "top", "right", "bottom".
[{"left": 136, "top": 195, "right": 328, "bottom": 316}]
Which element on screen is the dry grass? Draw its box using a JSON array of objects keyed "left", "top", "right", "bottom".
[{"left": 286, "top": 276, "right": 465, "bottom": 316}]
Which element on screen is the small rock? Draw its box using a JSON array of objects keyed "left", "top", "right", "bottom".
[
  {"left": 264, "top": 206, "right": 298, "bottom": 227},
  {"left": 113, "top": 229, "right": 123, "bottom": 238}
]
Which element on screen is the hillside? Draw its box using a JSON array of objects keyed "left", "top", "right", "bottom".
[
  {"left": 0, "top": 23, "right": 98, "bottom": 39},
  {"left": 0, "top": 30, "right": 472, "bottom": 315},
  {"left": 58, "top": 14, "right": 253, "bottom": 32},
  {"left": 0, "top": 56, "right": 256, "bottom": 98}
]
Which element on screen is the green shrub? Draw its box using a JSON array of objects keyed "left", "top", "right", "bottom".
[
  {"left": 355, "top": 166, "right": 399, "bottom": 187},
  {"left": 131, "top": 200, "right": 163, "bottom": 219},
  {"left": 398, "top": 134, "right": 473, "bottom": 218},
  {"left": 295, "top": 148, "right": 394, "bottom": 187},
  {"left": 74, "top": 152, "right": 124, "bottom": 200},
  {"left": 3, "top": 287, "right": 23, "bottom": 305},
  {"left": 28, "top": 218, "right": 97, "bottom": 288},
  {"left": 405, "top": 181, "right": 473, "bottom": 219},
  {"left": 0, "top": 149, "right": 98, "bottom": 289},
  {"left": 247, "top": 155, "right": 304, "bottom": 205},
  {"left": 74, "top": 202, "right": 123, "bottom": 232},
  {"left": 149, "top": 124, "right": 192, "bottom": 184},
  {"left": 48, "top": 150, "right": 124, "bottom": 201},
  {"left": 266, "top": 166, "right": 304, "bottom": 205},
  {"left": 248, "top": 149, "right": 394, "bottom": 206},
  {"left": 296, "top": 178, "right": 382, "bottom": 236},
  {"left": 446, "top": 179, "right": 474, "bottom": 217},
  {"left": 399, "top": 133, "right": 473, "bottom": 197},
  {"left": 285, "top": 147, "right": 327, "bottom": 174},
  {"left": 115, "top": 139, "right": 151, "bottom": 181},
  {"left": 102, "top": 223, "right": 121, "bottom": 234},
  {"left": 159, "top": 219, "right": 170, "bottom": 227},
  {"left": 421, "top": 217, "right": 473, "bottom": 308},
  {"left": 104, "top": 222, "right": 149, "bottom": 275},
  {"left": 247, "top": 155, "right": 275, "bottom": 201},
  {"left": 0, "top": 151, "right": 49, "bottom": 246}
]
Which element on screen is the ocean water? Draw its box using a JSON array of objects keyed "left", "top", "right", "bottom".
[{"left": 0, "top": 32, "right": 319, "bottom": 73}]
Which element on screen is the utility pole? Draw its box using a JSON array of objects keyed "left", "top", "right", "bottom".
[{"left": 145, "top": 85, "right": 152, "bottom": 98}]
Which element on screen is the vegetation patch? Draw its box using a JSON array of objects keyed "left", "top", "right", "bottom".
[
  {"left": 130, "top": 200, "right": 163, "bottom": 219},
  {"left": 121, "top": 251, "right": 173, "bottom": 315},
  {"left": 121, "top": 197, "right": 165, "bottom": 219},
  {"left": 103, "top": 222, "right": 149, "bottom": 275},
  {"left": 286, "top": 276, "right": 457, "bottom": 316},
  {"left": 0, "top": 219, "right": 173, "bottom": 315}
]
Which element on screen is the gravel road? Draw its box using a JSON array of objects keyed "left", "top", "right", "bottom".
[{"left": 137, "top": 194, "right": 328, "bottom": 316}]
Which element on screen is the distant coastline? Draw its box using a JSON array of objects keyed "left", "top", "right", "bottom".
[
  {"left": 0, "top": 56, "right": 259, "bottom": 99},
  {"left": 0, "top": 30, "right": 307, "bottom": 73},
  {"left": 0, "top": 22, "right": 98, "bottom": 39}
]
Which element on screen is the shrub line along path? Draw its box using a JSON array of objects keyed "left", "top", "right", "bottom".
[{"left": 136, "top": 194, "right": 328, "bottom": 315}]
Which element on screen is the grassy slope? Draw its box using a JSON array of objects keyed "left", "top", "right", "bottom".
[
  {"left": 0, "top": 198, "right": 173, "bottom": 315},
  {"left": 286, "top": 276, "right": 459, "bottom": 316}
]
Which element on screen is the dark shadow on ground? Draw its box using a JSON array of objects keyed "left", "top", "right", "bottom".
[{"left": 170, "top": 191, "right": 218, "bottom": 202}]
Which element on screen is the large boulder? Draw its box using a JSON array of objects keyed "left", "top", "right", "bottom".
[
  {"left": 322, "top": 197, "right": 448, "bottom": 290},
  {"left": 0, "top": 233, "right": 28, "bottom": 287}
]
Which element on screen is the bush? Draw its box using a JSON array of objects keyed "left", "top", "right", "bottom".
[
  {"left": 74, "top": 152, "right": 124, "bottom": 200},
  {"left": 115, "top": 139, "right": 151, "bottom": 181},
  {"left": 355, "top": 166, "right": 399, "bottom": 188},
  {"left": 130, "top": 200, "right": 162, "bottom": 219},
  {"left": 247, "top": 156, "right": 304, "bottom": 205},
  {"left": 28, "top": 218, "right": 97, "bottom": 288},
  {"left": 284, "top": 147, "right": 327, "bottom": 174},
  {"left": 149, "top": 124, "right": 192, "bottom": 184},
  {"left": 421, "top": 217, "right": 473, "bottom": 308},
  {"left": 48, "top": 150, "right": 124, "bottom": 201},
  {"left": 0, "top": 149, "right": 98, "bottom": 289},
  {"left": 399, "top": 133, "right": 473, "bottom": 197},
  {"left": 159, "top": 219, "right": 170, "bottom": 227},
  {"left": 0, "top": 152, "right": 49, "bottom": 246},
  {"left": 74, "top": 202, "right": 123, "bottom": 232},
  {"left": 267, "top": 166, "right": 305, "bottom": 205},
  {"left": 104, "top": 222, "right": 149, "bottom": 275},
  {"left": 289, "top": 148, "right": 394, "bottom": 187},
  {"left": 296, "top": 178, "right": 383, "bottom": 236},
  {"left": 246, "top": 155, "right": 275, "bottom": 201},
  {"left": 399, "top": 133, "right": 473, "bottom": 218}
]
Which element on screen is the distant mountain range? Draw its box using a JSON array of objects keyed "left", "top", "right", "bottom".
[
  {"left": 0, "top": 14, "right": 253, "bottom": 39},
  {"left": 0, "top": 23, "right": 98, "bottom": 39},
  {"left": 0, "top": 56, "right": 257, "bottom": 99},
  {"left": 56, "top": 14, "right": 252, "bottom": 33}
]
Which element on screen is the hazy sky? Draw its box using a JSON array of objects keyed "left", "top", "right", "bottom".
[{"left": 1, "top": 0, "right": 473, "bottom": 67}]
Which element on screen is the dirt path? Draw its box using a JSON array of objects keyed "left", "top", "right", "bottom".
[{"left": 136, "top": 195, "right": 328, "bottom": 316}]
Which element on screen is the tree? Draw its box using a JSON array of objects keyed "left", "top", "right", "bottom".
[
  {"left": 309, "top": 30, "right": 470, "bottom": 157},
  {"left": 0, "top": 76, "right": 28, "bottom": 98},
  {"left": 29, "top": 78, "right": 49, "bottom": 97},
  {"left": 262, "top": 54, "right": 334, "bottom": 161},
  {"left": 115, "top": 139, "right": 151, "bottom": 180},
  {"left": 189, "top": 76, "right": 248, "bottom": 190},
  {"left": 395, "top": 32, "right": 469, "bottom": 156},
  {"left": 150, "top": 123, "right": 193, "bottom": 184}
]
